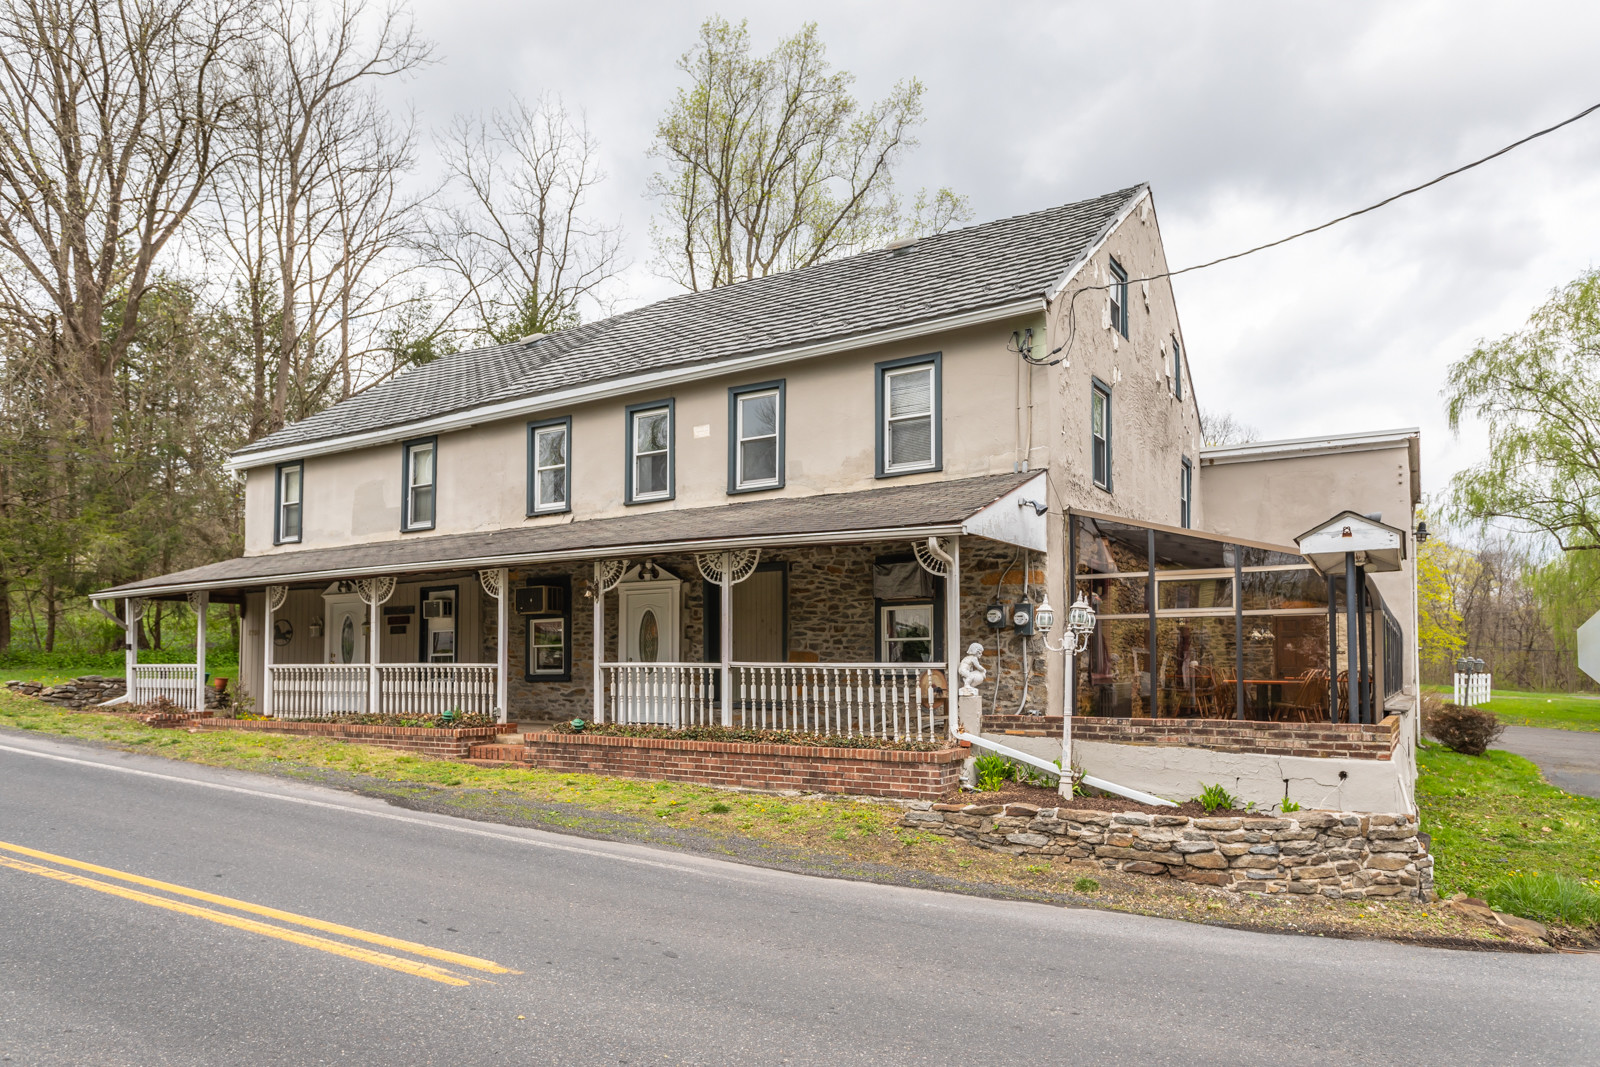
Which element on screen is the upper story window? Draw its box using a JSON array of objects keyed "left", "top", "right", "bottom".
[
  {"left": 1180, "top": 457, "right": 1193, "bottom": 528},
  {"left": 275, "top": 462, "right": 302, "bottom": 544},
  {"left": 527, "top": 417, "right": 571, "bottom": 515},
  {"left": 729, "top": 380, "right": 785, "bottom": 493},
  {"left": 1091, "top": 378, "right": 1112, "bottom": 491},
  {"left": 1171, "top": 335, "right": 1184, "bottom": 400},
  {"left": 402, "top": 437, "right": 436, "bottom": 531},
  {"left": 876, "top": 354, "right": 942, "bottom": 477},
  {"left": 626, "top": 400, "right": 674, "bottom": 504},
  {"left": 1109, "top": 257, "right": 1128, "bottom": 338}
]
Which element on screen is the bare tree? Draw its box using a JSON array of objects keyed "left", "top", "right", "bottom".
[
  {"left": 0, "top": 0, "right": 252, "bottom": 446},
  {"left": 1198, "top": 407, "right": 1259, "bottom": 448},
  {"left": 207, "top": 0, "right": 430, "bottom": 433},
  {"left": 647, "top": 16, "right": 969, "bottom": 292},
  {"left": 424, "top": 94, "right": 625, "bottom": 344}
]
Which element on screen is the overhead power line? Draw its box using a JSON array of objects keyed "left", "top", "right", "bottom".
[{"left": 1031, "top": 98, "right": 1600, "bottom": 365}]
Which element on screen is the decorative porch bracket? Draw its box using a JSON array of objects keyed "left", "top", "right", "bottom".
[
  {"left": 697, "top": 549, "right": 761, "bottom": 728},
  {"left": 591, "top": 560, "right": 629, "bottom": 723},
  {"left": 913, "top": 537, "right": 951, "bottom": 577},
  {"left": 478, "top": 569, "right": 510, "bottom": 723},
  {"left": 355, "top": 578, "right": 396, "bottom": 715}
]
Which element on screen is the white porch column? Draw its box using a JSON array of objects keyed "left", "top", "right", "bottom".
[
  {"left": 593, "top": 563, "right": 606, "bottom": 724},
  {"left": 123, "top": 597, "right": 141, "bottom": 703},
  {"left": 497, "top": 568, "right": 510, "bottom": 723},
  {"left": 720, "top": 551, "right": 734, "bottom": 728},
  {"left": 356, "top": 578, "right": 395, "bottom": 715},
  {"left": 263, "top": 586, "right": 284, "bottom": 719},
  {"left": 192, "top": 591, "right": 209, "bottom": 712},
  {"left": 944, "top": 537, "right": 961, "bottom": 739}
]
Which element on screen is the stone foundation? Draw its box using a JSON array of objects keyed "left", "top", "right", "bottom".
[
  {"left": 983, "top": 713, "right": 1403, "bottom": 759},
  {"left": 900, "top": 802, "right": 1433, "bottom": 899}
]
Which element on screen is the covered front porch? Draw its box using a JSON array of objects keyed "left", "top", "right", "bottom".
[{"left": 95, "top": 472, "right": 1048, "bottom": 742}]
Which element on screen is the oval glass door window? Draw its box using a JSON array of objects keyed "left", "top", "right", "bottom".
[
  {"left": 638, "top": 609, "right": 660, "bottom": 661},
  {"left": 340, "top": 615, "right": 355, "bottom": 663}
]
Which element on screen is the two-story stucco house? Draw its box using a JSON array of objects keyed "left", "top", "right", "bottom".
[{"left": 94, "top": 183, "right": 1424, "bottom": 813}]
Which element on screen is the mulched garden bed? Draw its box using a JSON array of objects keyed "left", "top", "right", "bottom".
[
  {"left": 233, "top": 712, "right": 499, "bottom": 728},
  {"left": 941, "top": 779, "right": 1258, "bottom": 818},
  {"left": 556, "top": 722, "right": 949, "bottom": 752}
]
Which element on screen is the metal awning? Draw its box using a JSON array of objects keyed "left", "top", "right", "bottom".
[{"left": 93, "top": 471, "right": 1049, "bottom": 601}]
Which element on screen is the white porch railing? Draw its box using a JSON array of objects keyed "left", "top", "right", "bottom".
[
  {"left": 734, "top": 663, "right": 946, "bottom": 741},
  {"left": 601, "top": 663, "right": 720, "bottom": 727},
  {"left": 377, "top": 664, "right": 498, "bottom": 718},
  {"left": 132, "top": 664, "right": 199, "bottom": 709},
  {"left": 269, "top": 665, "right": 370, "bottom": 719},
  {"left": 598, "top": 661, "right": 947, "bottom": 740}
]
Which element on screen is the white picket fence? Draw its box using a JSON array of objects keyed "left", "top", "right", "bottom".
[
  {"left": 1453, "top": 671, "right": 1492, "bottom": 707},
  {"left": 598, "top": 661, "right": 947, "bottom": 740},
  {"left": 132, "top": 664, "right": 199, "bottom": 709}
]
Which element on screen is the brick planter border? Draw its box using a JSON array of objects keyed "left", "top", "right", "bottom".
[
  {"left": 195, "top": 718, "right": 502, "bottom": 759},
  {"left": 473, "top": 731, "right": 965, "bottom": 801},
  {"left": 982, "top": 714, "right": 1402, "bottom": 760}
]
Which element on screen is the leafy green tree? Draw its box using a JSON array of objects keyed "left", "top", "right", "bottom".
[
  {"left": 1447, "top": 269, "right": 1600, "bottom": 551},
  {"left": 648, "top": 16, "right": 970, "bottom": 291}
]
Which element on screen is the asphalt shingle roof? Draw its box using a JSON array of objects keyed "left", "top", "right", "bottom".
[
  {"left": 234, "top": 186, "right": 1144, "bottom": 459},
  {"left": 99, "top": 471, "right": 1037, "bottom": 597}
]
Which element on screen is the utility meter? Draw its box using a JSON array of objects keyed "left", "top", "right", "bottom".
[
  {"left": 1011, "top": 599, "right": 1035, "bottom": 637},
  {"left": 984, "top": 602, "right": 1007, "bottom": 629}
]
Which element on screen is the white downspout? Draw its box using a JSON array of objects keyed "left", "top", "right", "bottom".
[{"left": 955, "top": 731, "right": 1177, "bottom": 808}]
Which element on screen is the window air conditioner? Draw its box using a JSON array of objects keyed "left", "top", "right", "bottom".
[
  {"left": 422, "top": 597, "right": 453, "bottom": 619},
  {"left": 514, "top": 585, "right": 566, "bottom": 615}
]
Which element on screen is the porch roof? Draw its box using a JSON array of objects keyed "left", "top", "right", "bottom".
[{"left": 94, "top": 471, "right": 1046, "bottom": 600}]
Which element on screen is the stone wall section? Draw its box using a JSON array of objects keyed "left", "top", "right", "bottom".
[
  {"left": 496, "top": 543, "right": 1030, "bottom": 722},
  {"left": 901, "top": 802, "right": 1433, "bottom": 900}
]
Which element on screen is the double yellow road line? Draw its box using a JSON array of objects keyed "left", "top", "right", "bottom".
[{"left": 0, "top": 839, "right": 519, "bottom": 987}]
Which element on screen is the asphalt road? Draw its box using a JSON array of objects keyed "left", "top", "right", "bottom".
[
  {"left": 0, "top": 732, "right": 1595, "bottom": 1066},
  {"left": 1498, "top": 724, "right": 1600, "bottom": 798}
]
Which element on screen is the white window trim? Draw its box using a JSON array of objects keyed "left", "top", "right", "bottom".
[
  {"left": 531, "top": 423, "right": 569, "bottom": 514},
  {"left": 880, "top": 602, "right": 936, "bottom": 664},
  {"left": 735, "top": 387, "right": 781, "bottom": 490},
  {"left": 405, "top": 441, "right": 436, "bottom": 531},
  {"left": 882, "top": 364, "right": 937, "bottom": 474},
  {"left": 630, "top": 407, "right": 672, "bottom": 502},
  {"left": 277, "top": 463, "right": 302, "bottom": 544},
  {"left": 528, "top": 616, "right": 567, "bottom": 676}
]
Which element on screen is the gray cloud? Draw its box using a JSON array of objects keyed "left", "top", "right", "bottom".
[{"left": 391, "top": 0, "right": 1600, "bottom": 497}]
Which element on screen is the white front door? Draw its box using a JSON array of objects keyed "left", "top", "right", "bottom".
[
  {"left": 617, "top": 580, "right": 681, "bottom": 724},
  {"left": 323, "top": 595, "right": 367, "bottom": 665}
]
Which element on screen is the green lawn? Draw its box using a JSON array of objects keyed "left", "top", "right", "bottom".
[
  {"left": 1415, "top": 740, "right": 1600, "bottom": 898},
  {"left": 1424, "top": 684, "right": 1600, "bottom": 733}
]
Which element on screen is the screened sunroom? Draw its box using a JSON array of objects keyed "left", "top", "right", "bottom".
[{"left": 1070, "top": 512, "right": 1402, "bottom": 725}]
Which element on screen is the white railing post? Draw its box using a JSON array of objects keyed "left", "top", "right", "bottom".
[{"left": 192, "top": 591, "right": 208, "bottom": 713}]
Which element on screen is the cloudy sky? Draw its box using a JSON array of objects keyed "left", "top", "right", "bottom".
[{"left": 391, "top": 0, "right": 1600, "bottom": 498}]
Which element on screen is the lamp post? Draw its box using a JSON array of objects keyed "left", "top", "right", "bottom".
[{"left": 1036, "top": 593, "right": 1097, "bottom": 798}]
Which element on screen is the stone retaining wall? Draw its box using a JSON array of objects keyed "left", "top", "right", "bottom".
[
  {"left": 6, "top": 675, "right": 127, "bottom": 708},
  {"left": 194, "top": 718, "right": 501, "bottom": 759},
  {"left": 981, "top": 714, "right": 1402, "bottom": 759},
  {"left": 901, "top": 802, "right": 1433, "bottom": 900},
  {"left": 472, "top": 732, "right": 965, "bottom": 800}
]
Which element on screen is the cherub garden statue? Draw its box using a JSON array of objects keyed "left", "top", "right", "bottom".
[{"left": 957, "top": 642, "right": 988, "bottom": 695}]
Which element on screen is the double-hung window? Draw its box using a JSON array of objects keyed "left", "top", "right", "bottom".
[
  {"left": 527, "top": 417, "right": 571, "bottom": 515},
  {"left": 880, "top": 603, "right": 935, "bottom": 663},
  {"left": 729, "top": 381, "right": 784, "bottom": 492},
  {"left": 1109, "top": 257, "right": 1128, "bottom": 337},
  {"left": 1171, "top": 335, "right": 1183, "bottom": 400},
  {"left": 275, "top": 462, "right": 302, "bottom": 544},
  {"left": 403, "top": 438, "right": 436, "bottom": 531},
  {"left": 1091, "top": 379, "right": 1112, "bottom": 491},
  {"left": 1180, "top": 457, "right": 1193, "bottom": 528},
  {"left": 876, "top": 354, "right": 941, "bottom": 477},
  {"left": 522, "top": 576, "right": 572, "bottom": 681},
  {"left": 626, "top": 400, "right": 674, "bottom": 503}
]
